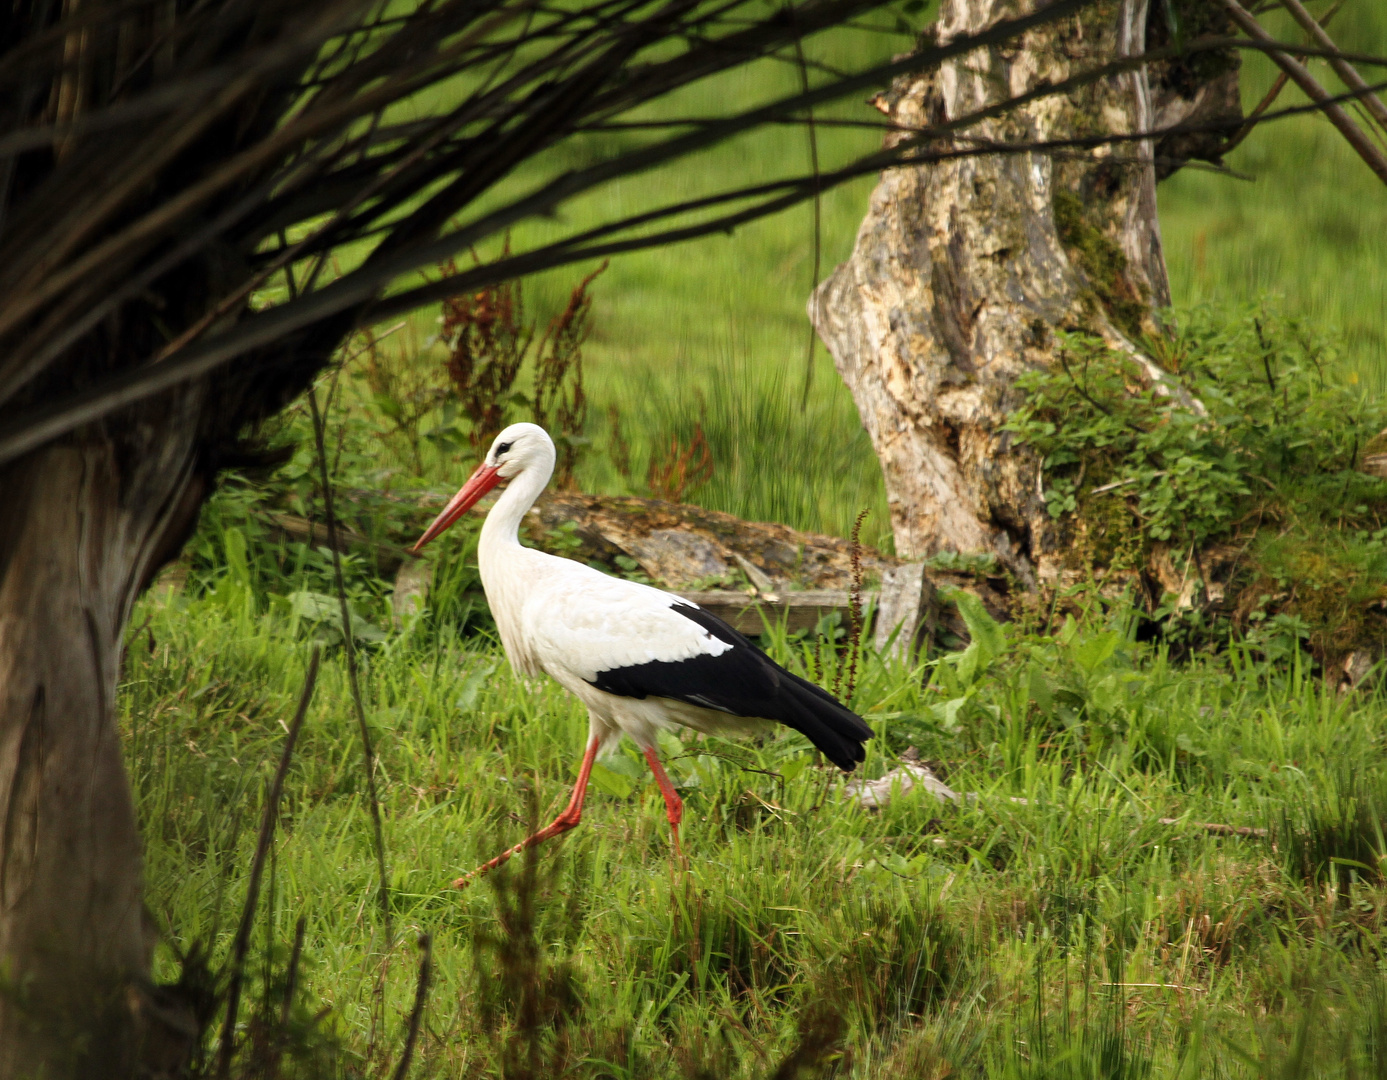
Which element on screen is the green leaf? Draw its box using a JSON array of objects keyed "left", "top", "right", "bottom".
[
  {"left": 948, "top": 589, "right": 1006, "bottom": 667},
  {"left": 372, "top": 393, "right": 403, "bottom": 421},
  {"left": 455, "top": 662, "right": 497, "bottom": 712},
  {"left": 1072, "top": 629, "right": 1121, "bottom": 674},
  {"left": 588, "top": 762, "right": 634, "bottom": 799},
  {"left": 1027, "top": 664, "right": 1054, "bottom": 710},
  {"left": 603, "top": 753, "right": 648, "bottom": 781},
  {"left": 779, "top": 755, "right": 809, "bottom": 784},
  {"left": 955, "top": 640, "right": 981, "bottom": 687},
  {"left": 1330, "top": 856, "right": 1379, "bottom": 873},
  {"left": 930, "top": 695, "right": 969, "bottom": 732}
]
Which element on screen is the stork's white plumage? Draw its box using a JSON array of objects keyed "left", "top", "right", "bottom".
[{"left": 413, "top": 423, "right": 872, "bottom": 886}]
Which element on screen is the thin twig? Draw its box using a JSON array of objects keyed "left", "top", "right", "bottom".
[
  {"left": 281, "top": 915, "right": 307, "bottom": 1027},
  {"left": 308, "top": 387, "right": 393, "bottom": 946},
  {"left": 8, "top": 22, "right": 1387, "bottom": 462},
  {"left": 1278, "top": 0, "right": 1387, "bottom": 137},
  {"left": 216, "top": 645, "right": 321, "bottom": 1078},
  {"left": 793, "top": 24, "right": 822, "bottom": 412},
  {"left": 1157, "top": 817, "right": 1268, "bottom": 838},
  {"left": 1090, "top": 474, "right": 1167, "bottom": 494},
  {"left": 1222, "top": 0, "right": 1345, "bottom": 154},
  {"left": 671, "top": 748, "right": 786, "bottom": 797},
  {"left": 1056, "top": 350, "right": 1150, "bottom": 435},
  {"left": 389, "top": 934, "right": 434, "bottom": 1080}
]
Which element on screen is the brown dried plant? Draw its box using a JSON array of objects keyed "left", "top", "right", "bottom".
[
  {"left": 843, "top": 509, "right": 869, "bottom": 703},
  {"left": 646, "top": 425, "right": 714, "bottom": 503},
  {"left": 439, "top": 259, "right": 532, "bottom": 452},
  {"left": 358, "top": 324, "right": 447, "bottom": 476},
  {"left": 607, "top": 405, "right": 634, "bottom": 483},
  {"left": 438, "top": 257, "right": 604, "bottom": 482},
  {"left": 533, "top": 262, "right": 607, "bottom": 487}
]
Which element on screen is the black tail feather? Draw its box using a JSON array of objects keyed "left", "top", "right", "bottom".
[
  {"left": 775, "top": 671, "right": 873, "bottom": 771},
  {"left": 591, "top": 600, "right": 874, "bottom": 771}
]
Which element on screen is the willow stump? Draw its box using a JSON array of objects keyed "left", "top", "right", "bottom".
[{"left": 810, "top": 0, "right": 1239, "bottom": 586}]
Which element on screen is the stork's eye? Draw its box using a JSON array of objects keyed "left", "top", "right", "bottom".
[{"left": 496, "top": 441, "right": 513, "bottom": 456}]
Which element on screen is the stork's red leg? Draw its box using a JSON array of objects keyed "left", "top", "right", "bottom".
[
  {"left": 453, "top": 736, "right": 601, "bottom": 889},
  {"left": 642, "top": 746, "right": 684, "bottom": 859}
]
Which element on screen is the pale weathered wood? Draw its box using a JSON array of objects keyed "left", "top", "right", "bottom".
[
  {"left": 527, "top": 491, "right": 901, "bottom": 592},
  {"left": 677, "top": 589, "right": 865, "bottom": 635},
  {"left": 311, "top": 487, "right": 1008, "bottom": 643},
  {"left": 391, "top": 560, "right": 434, "bottom": 627},
  {"left": 809, "top": 0, "right": 1235, "bottom": 588},
  {"left": 872, "top": 562, "right": 937, "bottom": 661}
]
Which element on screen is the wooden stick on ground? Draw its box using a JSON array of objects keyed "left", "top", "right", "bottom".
[{"left": 1158, "top": 817, "right": 1268, "bottom": 839}]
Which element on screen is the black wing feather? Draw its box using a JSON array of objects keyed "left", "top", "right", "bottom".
[{"left": 587, "top": 602, "right": 872, "bottom": 771}]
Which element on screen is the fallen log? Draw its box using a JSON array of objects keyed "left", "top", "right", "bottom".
[
  {"left": 522, "top": 492, "right": 1007, "bottom": 646},
  {"left": 194, "top": 490, "right": 1008, "bottom": 648},
  {"left": 678, "top": 589, "right": 866, "bottom": 635},
  {"left": 256, "top": 511, "right": 415, "bottom": 576}
]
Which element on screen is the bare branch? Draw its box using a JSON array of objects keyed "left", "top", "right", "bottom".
[
  {"left": 1219, "top": 0, "right": 1387, "bottom": 184},
  {"left": 3, "top": 0, "right": 1386, "bottom": 476},
  {"left": 1277, "top": 0, "right": 1387, "bottom": 138},
  {"left": 5, "top": 61, "right": 1387, "bottom": 468}
]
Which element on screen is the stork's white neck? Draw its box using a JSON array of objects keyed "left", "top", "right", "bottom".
[{"left": 478, "top": 457, "right": 552, "bottom": 559}]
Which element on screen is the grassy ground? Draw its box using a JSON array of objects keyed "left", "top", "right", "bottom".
[
  {"left": 129, "top": 571, "right": 1387, "bottom": 1077},
  {"left": 122, "top": 5, "right": 1387, "bottom": 1074}
]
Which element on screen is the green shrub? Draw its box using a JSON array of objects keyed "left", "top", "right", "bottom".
[{"left": 1005, "top": 305, "right": 1387, "bottom": 657}]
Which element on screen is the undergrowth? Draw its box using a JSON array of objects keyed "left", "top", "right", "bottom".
[
  {"left": 1005, "top": 304, "right": 1387, "bottom": 662},
  {"left": 127, "top": 532, "right": 1387, "bottom": 1076}
]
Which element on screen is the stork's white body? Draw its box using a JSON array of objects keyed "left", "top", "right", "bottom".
[{"left": 478, "top": 460, "right": 762, "bottom": 755}]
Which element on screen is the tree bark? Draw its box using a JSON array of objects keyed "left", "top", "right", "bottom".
[
  {"left": 809, "top": 0, "right": 1238, "bottom": 585},
  {"left": 0, "top": 390, "right": 207, "bottom": 1075}
]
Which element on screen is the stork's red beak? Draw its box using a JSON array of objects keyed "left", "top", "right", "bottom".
[{"left": 412, "top": 463, "right": 503, "bottom": 552}]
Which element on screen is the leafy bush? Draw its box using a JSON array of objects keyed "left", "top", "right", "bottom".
[
  {"left": 1005, "top": 305, "right": 1387, "bottom": 658},
  {"left": 1008, "top": 306, "right": 1385, "bottom": 551}
]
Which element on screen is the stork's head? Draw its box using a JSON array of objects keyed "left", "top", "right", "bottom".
[
  {"left": 484, "top": 422, "right": 555, "bottom": 479},
  {"left": 412, "top": 423, "right": 555, "bottom": 552}
]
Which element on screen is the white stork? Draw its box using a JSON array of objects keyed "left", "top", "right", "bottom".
[{"left": 413, "top": 423, "right": 872, "bottom": 886}]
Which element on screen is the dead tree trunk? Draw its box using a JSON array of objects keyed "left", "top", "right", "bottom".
[
  {"left": 0, "top": 393, "right": 207, "bottom": 1073},
  {"left": 810, "top": 0, "right": 1239, "bottom": 586}
]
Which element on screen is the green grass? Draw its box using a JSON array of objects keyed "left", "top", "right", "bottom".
[
  {"left": 127, "top": 568, "right": 1387, "bottom": 1076},
  {"left": 124, "top": 5, "right": 1387, "bottom": 1073}
]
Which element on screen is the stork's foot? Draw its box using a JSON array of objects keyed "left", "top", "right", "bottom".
[
  {"left": 453, "top": 736, "right": 600, "bottom": 891},
  {"left": 643, "top": 746, "right": 686, "bottom": 866},
  {"left": 453, "top": 811, "right": 581, "bottom": 889}
]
